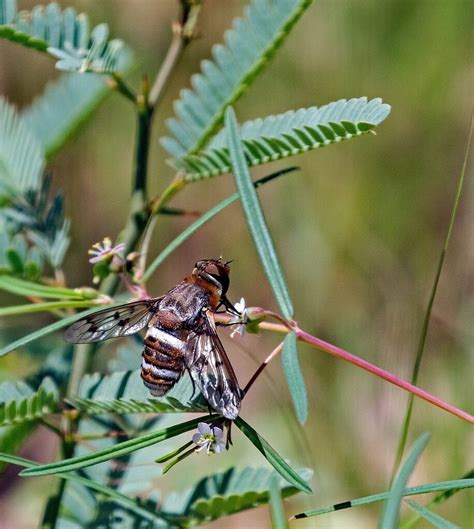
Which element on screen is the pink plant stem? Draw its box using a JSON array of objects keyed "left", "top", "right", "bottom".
[
  {"left": 215, "top": 311, "right": 473, "bottom": 423},
  {"left": 294, "top": 327, "right": 474, "bottom": 424}
]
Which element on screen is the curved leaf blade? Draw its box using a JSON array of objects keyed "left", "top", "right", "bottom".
[
  {"left": 235, "top": 416, "right": 312, "bottom": 494},
  {"left": 225, "top": 107, "right": 293, "bottom": 318},
  {"left": 379, "top": 432, "right": 431, "bottom": 529}
]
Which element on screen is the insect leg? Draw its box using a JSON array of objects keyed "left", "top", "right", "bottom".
[
  {"left": 186, "top": 366, "right": 197, "bottom": 398},
  {"left": 225, "top": 420, "right": 233, "bottom": 449},
  {"left": 218, "top": 295, "right": 240, "bottom": 316}
]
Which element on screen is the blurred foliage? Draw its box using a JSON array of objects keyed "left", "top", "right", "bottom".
[{"left": 0, "top": 0, "right": 472, "bottom": 528}]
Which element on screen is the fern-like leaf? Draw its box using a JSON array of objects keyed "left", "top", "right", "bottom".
[
  {"left": 68, "top": 370, "right": 207, "bottom": 415},
  {"left": 22, "top": 73, "right": 121, "bottom": 158},
  {"left": 160, "top": 0, "right": 313, "bottom": 158},
  {"left": 0, "top": 377, "right": 59, "bottom": 426},
  {"left": 177, "top": 97, "right": 391, "bottom": 181},
  {"left": 0, "top": 0, "right": 129, "bottom": 74},
  {"left": 0, "top": 96, "right": 45, "bottom": 198},
  {"left": 163, "top": 466, "right": 313, "bottom": 523}
]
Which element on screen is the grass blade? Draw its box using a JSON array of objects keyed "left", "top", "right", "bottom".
[
  {"left": 20, "top": 415, "right": 211, "bottom": 477},
  {"left": 0, "top": 301, "right": 124, "bottom": 357},
  {"left": 0, "top": 453, "right": 169, "bottom": 526},
  {"left": 380, "top": 432, "right": 431, "bottom": 529},
  {"left": 405, "top": 500, "right": 459, "bottom": 529},
  {"left": 391, "top": 118, "right": 473, "bottom": 482},
  {"left": 291, "top": 479, "right": 474, "bottom": 519},
  {"left": 269, "top": 474, "right": 289, "bottom": 529},
  {"left": 225, "top": 107, "right": 293, "bottom": 319},
  {"left": 235, "top": 416, "right": 312, "bottom": 494},
  {"left": 282, "top": 332, "right": 308, "bottom": 424},
  {"left": 142, "top": 167, "right": 298, "bottom": 282}
]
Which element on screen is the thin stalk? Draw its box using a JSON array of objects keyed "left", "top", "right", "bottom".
[
  {"left": 110, "top": 72, "right": 137, "bottom": 103},
  {"left": 390, "top": 116, "right": 473, "bottom": 483},
  {"left": 244, "top": 341, "right": 285, "bottom": 395},
  {"left": 294, "top": 327, "right": 473, "bottom": 423},
  {"left": 149, "top": 1, "right": 202, "bottom": 108},
  {"left": 213, "top": 312, "right": 473, "bottom": 423}
]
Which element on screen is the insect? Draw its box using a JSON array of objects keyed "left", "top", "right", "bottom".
[{"left": 64, "top": 258, "right": 242, "bottom": 420}]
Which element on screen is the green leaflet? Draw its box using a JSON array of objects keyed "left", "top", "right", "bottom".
[
  {"left": 379, "top": 432, "right": 431, "bottom": 529},
  {"left": 0, "top": 377, "right": 59, "bottom": 426},
  {"left": 282, "top": 332, "right": 308, "bottom": 424},
  {"left": 20, "top": 415, "right": 213, "bottom": 477},
  {"left": 235, "top": 417, "right": 312, "bottom": 494},
  {"left": 179, "top": 97, "right": 391, "bottom": 181},
  {"left": 160, "top": 0, "right": 313, "bottom": 158},
  {"left": 0, "top": 0, "right": 129, "bottom": 74},
  {"left": 68, "top": 370, "right": 207, "bottom": 414},
  {"left": 225, "top": 107, "right": 293, "bottom": 319},
  {"left": 292, "top": 479, "right": 474, "bottom": 518}
]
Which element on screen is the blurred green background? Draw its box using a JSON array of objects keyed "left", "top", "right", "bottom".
[{"left": 0, "top": 0, "right": 473, "bottom": 527}]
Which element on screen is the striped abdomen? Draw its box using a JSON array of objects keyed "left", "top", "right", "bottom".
[{"left": 140, "top": 326, "right": 186, "bottom": 397}]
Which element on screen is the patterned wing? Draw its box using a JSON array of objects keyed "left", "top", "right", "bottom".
[
  {"left": 185, "top": 309, "right": 241, "bottom": 420},
  {"left": 64, "top": 298, "right": 163, "bottom": 343}
]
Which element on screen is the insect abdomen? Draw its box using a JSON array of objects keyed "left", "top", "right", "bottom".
[{"left": 140, "top": 326, "right": 185, "bottom": 396}]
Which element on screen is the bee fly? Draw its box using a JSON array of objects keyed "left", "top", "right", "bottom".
[{"left": 64, "top": 259, "right": 242, "bottom": 420}]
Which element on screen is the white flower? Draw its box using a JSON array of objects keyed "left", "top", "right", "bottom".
[
  {"left": 192, "top": 422, "right": 225, "bottom": 454},
  {"left": 88, "top": 237, "right": 125, "bottom": 264},
  {"left": 230, "top": 297, "right": 248, "bottom": 338}
]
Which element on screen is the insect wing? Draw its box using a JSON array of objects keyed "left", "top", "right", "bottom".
[
  {"left": 64, "top": 298, "right": 163, "bottom": 343},
  {"left": 185, "top": 309, "right": 241, "bottom": 420}
]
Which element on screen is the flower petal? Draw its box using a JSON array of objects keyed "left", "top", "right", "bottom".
[
  {"left": 212, "top": 426, "right": 224, "bottom": 440},
  {"left": 198, "top": 422, "right": 212, "bottom": 436},
  {"left": 214, "top": 441, "right": 225, "bottom": 454}
]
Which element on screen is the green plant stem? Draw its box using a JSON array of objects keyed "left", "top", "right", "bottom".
[
  {"left": 148, "top": 1, "right": 202, "bottom": 108},
  {"left": 110, "top": 73, "right": 137, "bottom": 103},
  {"left": 389, "top": 116, "right": 473, "bottom": 484}
]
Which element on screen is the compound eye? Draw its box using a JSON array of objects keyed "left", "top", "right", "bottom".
[{"left": 204, "top": 264, "right": 220, "bottom": 276}]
